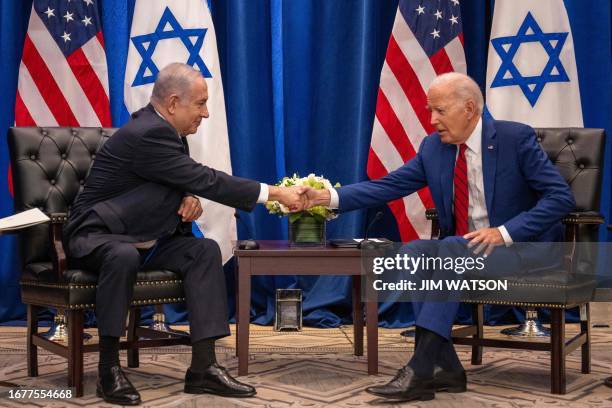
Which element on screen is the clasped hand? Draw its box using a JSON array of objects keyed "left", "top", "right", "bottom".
[{"left": 271, "top": 186, "right": 330, "bottom": 212}]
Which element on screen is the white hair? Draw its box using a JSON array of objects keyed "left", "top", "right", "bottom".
[
  {"left": 429, "top": 72, "right": 484, "bottom": 114},
  {"left": 150, "top": 63, "right": 203, "bottom": 104}
]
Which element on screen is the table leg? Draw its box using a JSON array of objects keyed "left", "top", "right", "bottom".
[
  {"left": 237, "top": 258, "right": 251, "bottom": 376},
  {"left": 352, "top": 275, "right": 363, "bottom": 356},
  {"left": 365, "top": 269, "right": 378, "bottom": 375},
  {"left": 234, "top": 260, "right": 239, "bottom": 356}
]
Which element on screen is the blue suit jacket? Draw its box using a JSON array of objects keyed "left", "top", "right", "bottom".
[{"left": 338, "top": 119, "right": 575, "bottom": 242}]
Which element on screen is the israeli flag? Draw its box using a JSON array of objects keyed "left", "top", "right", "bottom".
[
  {"left": 486, "top": 0, "right": 583, "bottom": 127},
  {"left": 124, "top": 0, "right": 236, "bottom": 263}
]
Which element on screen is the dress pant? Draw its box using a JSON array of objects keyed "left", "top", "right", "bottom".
[
  {"left": 73, "top": 235, "right": 230, "bottom": 343},
  {"left": 397, "top": 236, "right": 524, "bottom": 340}
]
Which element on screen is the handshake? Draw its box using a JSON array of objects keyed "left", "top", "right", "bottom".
[{"left": 268, "top": 185, "right": 331, "bottom": 212}]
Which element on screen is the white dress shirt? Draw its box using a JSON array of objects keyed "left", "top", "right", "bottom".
[
  {"left": 329, "top": 118, "right": 513, "bottom": 245},
  {"left": 462, "top": 119, "right": 512, "bottom": 245}
]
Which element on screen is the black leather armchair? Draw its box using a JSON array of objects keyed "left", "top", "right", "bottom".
[
  {"left": 426, "top": 128, "right": 606, "bottom": 394},
  {"left": 8, "top": 127, "right": 191, "bottom": 397}
]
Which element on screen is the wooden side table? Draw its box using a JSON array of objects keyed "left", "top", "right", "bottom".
[{"left": 234, "top": 240, "right": 378, "bottom": 376}]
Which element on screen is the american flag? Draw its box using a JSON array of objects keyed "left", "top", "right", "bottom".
[
  {"left": 14, "top": 0, "right": 111, "bottom": 129},
  {"left": 367, "top": 0, "right": 466, "bottom": 241}
]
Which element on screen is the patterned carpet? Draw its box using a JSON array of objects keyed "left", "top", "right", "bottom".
[{"left": 0, "top": 324, "right": 611, "bottom": 407}]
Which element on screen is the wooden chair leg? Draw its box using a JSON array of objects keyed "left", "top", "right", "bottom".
[
  {"left": 581, "top": 303, "right": 591, "bottom": 374},
  {"left": 26, "top": 305, "right": 39, "bottom": 377},
  {"left": 127, "top": 308, "right": 141, "bottom": 368},
  {"left": 67, "top": 310, "right": 84, "bottom": 398},
  {"left": 471, "top": 304, "right": 484, "bottom": 365},
  {"left": 551, "top": 308, "right": 566, "bottom": 394}
]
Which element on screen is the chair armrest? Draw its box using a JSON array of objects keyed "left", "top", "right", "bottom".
[
  {"left": 425, "top": 208, "right": 439, "bottom": 221},
  {"left": 49, "top": 213, "right": 68, "bottom": 282},
  {"left": 561, "top": 212, "right": 604, "bottom": 271},
  {"left": 562, "top": 211, "right": 605, "bottom": 225},
  {"left": 563, "top": 211, "right": 604, "bottom": 243},
  {"left": 425, "top": 208, "right": 440, "bottom": 240}
]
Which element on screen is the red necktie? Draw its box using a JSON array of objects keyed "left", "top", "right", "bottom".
[{"left": 453, "top": 143, "right": 469, "bottom": 236}]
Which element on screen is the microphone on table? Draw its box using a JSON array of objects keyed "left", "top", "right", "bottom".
[
  {"left": 235, "top": 212, "right": 259, "bottom": 250},
  {"left": 357, "top": 211, "right": 384, "bottom": 249}
]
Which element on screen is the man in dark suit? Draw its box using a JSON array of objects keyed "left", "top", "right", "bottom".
[
  {"left": 304, "top": 72, "right": 575, "bottom": 402},
  {"left": 65, "top": 63, "right": 305, "bottom": 405}
]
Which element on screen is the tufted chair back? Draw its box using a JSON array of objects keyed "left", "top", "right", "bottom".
[
  {"left": 8, "top": 127, "right": 117, "bottom": 265},
  {"left": 534, "top": 128, "right": 606, "bottom": 243},
  {"left": 535, "top": 128, "right": 605, "bottom": 213}
]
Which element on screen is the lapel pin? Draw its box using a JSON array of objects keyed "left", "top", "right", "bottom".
[{"left": 488, "top": 145, "right": 494, "bottom": 150}]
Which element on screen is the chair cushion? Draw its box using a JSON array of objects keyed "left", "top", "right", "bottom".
[
  {"left": 23, "top": 262, "right": 180, "bottom": 284},
  {"left": 461, "top": 268, "right": 596, "bottom": 307},
  {"left": 20, "top": 262, "right": 185, "bottom": 309}
]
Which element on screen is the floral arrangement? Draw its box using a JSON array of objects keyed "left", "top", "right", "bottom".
[{"left": 265, "top": 173, "right": 339, "bottom": 223}]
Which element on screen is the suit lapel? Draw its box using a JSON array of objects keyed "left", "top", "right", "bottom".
[
  {"left": 440, "top": 142, "right": 456, "bottom": 227},
  {"left": 482, "top": 119, "right": 497, "bottom": 217}
]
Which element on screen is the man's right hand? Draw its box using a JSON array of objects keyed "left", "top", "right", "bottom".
[
  {"left": 302, "top": 187, "right": 331, "bottom": 209},
  {"left": 268, "top": 185, "right": 308, "bottom": 212}
]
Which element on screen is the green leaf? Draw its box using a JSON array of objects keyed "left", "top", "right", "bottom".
[{"left": 289, "top": 212, "right": 303, "bottom": 223}]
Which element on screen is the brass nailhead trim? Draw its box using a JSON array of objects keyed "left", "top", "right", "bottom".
[
  {"left": 135, "top": 280, "right": 183, "bottom": 286},
  {"left": 562, "top": 217, "right": 603, "bottom": 224},
  {"left": 462, "top": 300, "right": 570, "bottom": 308},
  {"left": 131, "top": 297, "right": 185, "bottom": 306},
  {"left": 68, "top": 303, "right": 96, "bottom": 309},
  {"left": 508, "top": 282, "right": 583, "bottom": 289},
  {"left": 21, "top": 279, "right": 183, "bottom": 290},
  {"left": 24, "top": 297, "right": 187, "bottom": 310},
  {"left": 20, "top": 281, "right": 97, "bottom": 289}
]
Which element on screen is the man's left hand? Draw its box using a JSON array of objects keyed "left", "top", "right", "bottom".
[
  {"left": 464, "top": 227, "right": 504, "bottom": 257},
  {"left": 178, "top": 196, "right": 203, "bottom": 222}
]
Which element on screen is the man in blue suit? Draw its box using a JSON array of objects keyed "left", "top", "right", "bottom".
[{"left": 304, "top": 72, "right": 575, "bottom": 401}]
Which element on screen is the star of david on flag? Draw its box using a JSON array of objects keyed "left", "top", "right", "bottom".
[
  {"left": 124, "top": 0, "right": 237, "bottom": 263},
  {"left": 490, "top": 12, "right": 569, "bottom": 107},
  {"left": 485, "top": 0, "right": 583, "bottom": 128},
  {"left": 131, "top": 7, "right": 211, "bottom": 87}
]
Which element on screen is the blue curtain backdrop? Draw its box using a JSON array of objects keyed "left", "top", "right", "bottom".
[{"left": 1, "top": 0, "right": 610, "bottom": 327}]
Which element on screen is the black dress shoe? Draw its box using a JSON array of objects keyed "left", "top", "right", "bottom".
[
  {"left": 184, "top": 364, "right": 256, "bottom": 397},
  {"left": 365, "top": 366, "right": 434, "bottom": 401},
  {"left": 432, "top": 366, "right": 467, "bottom": 393},
  {"left": 96, "top": 365, "right": 141, "bottom": 406}
]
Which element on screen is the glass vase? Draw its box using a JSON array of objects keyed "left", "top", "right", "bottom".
[{"left": 288, "top": 214, "right": 326, "bottom": 247}]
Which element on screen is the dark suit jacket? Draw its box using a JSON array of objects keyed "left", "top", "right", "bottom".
[
  {"left": 338, "top": 119, "right": 576, "bottom": 242},
  {"left": 65, "top": 104, "right": 260, "bottom": 257}
]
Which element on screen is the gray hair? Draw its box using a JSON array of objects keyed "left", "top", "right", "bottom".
[
  {"left": 151, "top": 63, "right": 203, "bottom": 104},
  {"left": 429, "top": 72, "right": 484, "bottom": 114}
]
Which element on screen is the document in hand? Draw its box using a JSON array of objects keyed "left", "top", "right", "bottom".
[{"left": 0, "top": 208, "right": 50, "bottom": 231}]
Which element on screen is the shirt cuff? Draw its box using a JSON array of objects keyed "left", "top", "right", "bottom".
[
  {"left": 329, "top": 188, "right": 339, "bottom": 209},
  {"left": 257, "top": 183, "right": 269, "bottom": 204},
  {"left": 498, "top": 225, "right": 513, "bottom": 247}
]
